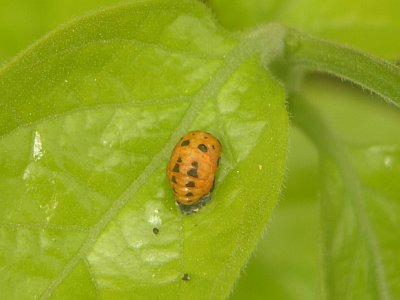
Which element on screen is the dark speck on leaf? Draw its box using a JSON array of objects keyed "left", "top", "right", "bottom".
[
  {"left": 182, "top": 273, "right": 190, "bottom": 281},
  {"left": 153, "top": 228, "right": 159, "bottom": 234}
]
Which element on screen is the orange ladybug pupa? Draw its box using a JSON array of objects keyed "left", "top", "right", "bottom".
[{"left": 166, "top": 131, "right": 221, "bottom": 214}]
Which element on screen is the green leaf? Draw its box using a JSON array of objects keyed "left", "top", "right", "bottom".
[
  {"left": 291, "top": 97, "right": 400, "bottom": 300},
  {"left": 0, "top": 0, "right": 121, "bottom": 63},
  {"left": 208, "top": 0, "right": 400, "bottom": 58},
  {"left": 0, "top": 0, "right": 288, "bottom": 299}
]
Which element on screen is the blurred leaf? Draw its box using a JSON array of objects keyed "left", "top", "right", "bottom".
[
  {"left": 301, "top": 76, "right": 400, "bottom": 146},
  {"left": 291, "top": 96, "right": 400, "bottom": 300},
  {"left": 208, "top": 0, "right": 400, "bottom": 58},
  {"left": 320, "top": 144, "right": 400, "bottom": 299},
  {"left": 0, "top": 0, "right": 288, "bottom": 299},
  {"left": 0, "top": 0, "right": 122, "bottom": 63}
]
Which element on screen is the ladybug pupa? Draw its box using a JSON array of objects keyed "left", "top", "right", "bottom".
[{"left": 166, "top": 131, "right": 221, "bottom": 214}]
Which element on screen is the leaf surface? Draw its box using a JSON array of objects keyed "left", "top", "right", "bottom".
[{"left": 0, "top": 1, "right": 288, "bottom": 299}]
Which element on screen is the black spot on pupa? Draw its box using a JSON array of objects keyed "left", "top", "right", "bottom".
[
  {"left": 187, "top": 168, "right": 198, "bottom": 178},
  {"left": 186, "top": 192, "right": 193, "bottom": 197},
  {"left": 171, "top": 176, "right": 177, "bottom": 183},
  {"left": 172, "top": 163, "right": 180, "bottom": 173},
  {"left": 153, "top": 227, "right": 159, "bottom": 234},
  {"left": 186, "top": 181, "right": 195, "bottom": 187},
  {"left": 181, "top": 140, "right": 190, "bottom": 146},
  {"left": 212, "top": 144, "right": 215, "bottom": 150},
  {"left": 204, "top": 136, "right": 208, "bottom": 139},
  {"left": 182, "top": 273, "right": 191, "bottom": 281},
  {"left": 198, "top": 144, "right": 208, "bottom": 152},
  {"left": 191, "top": 161, "right": 198, "bottom": 168},
  {"left": 217, "top": 158, "right": 220, "bottom": 166},
  {"left": 177, "top": 157, "right": 182, "bottom": 163}
]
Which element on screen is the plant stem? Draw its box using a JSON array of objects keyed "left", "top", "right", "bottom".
[{"left": 284, "top": 29, "right": 400, "bottom": 108}]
